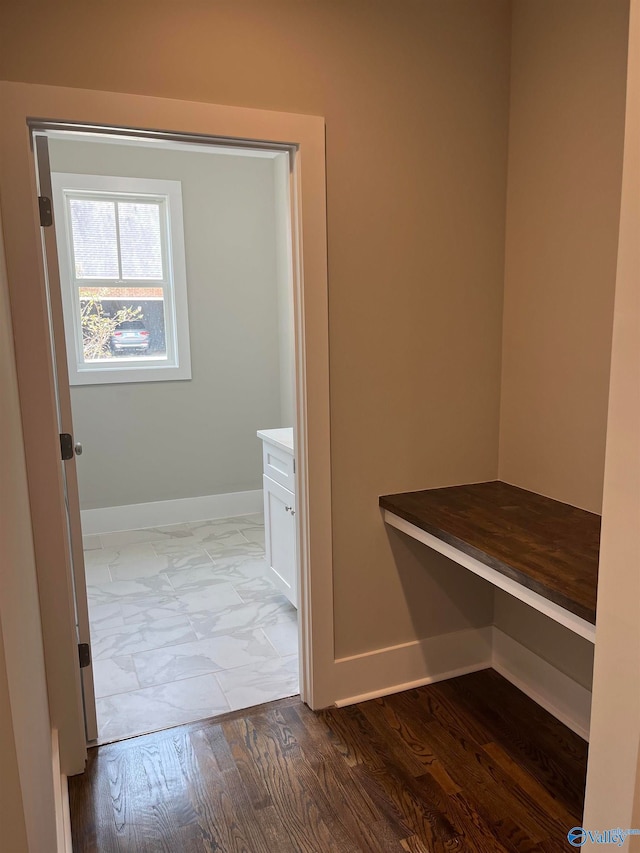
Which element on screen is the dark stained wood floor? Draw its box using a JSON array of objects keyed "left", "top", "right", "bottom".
[{"left": 69, "top": 670, "right": 587, "bottom": 852}]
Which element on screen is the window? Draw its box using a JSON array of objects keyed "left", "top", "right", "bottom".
[{"left": 51, "top": 173, "right": 191, "bottom": 384}]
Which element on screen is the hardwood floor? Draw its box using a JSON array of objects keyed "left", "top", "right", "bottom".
[
  {"left": 69, "top": 670, "right": 587, "bottom": 852},
  {"left": 380, "top": 481, "right": 600, "bottom": 622}
]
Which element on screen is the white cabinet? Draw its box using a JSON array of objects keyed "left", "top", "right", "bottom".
[
  {"left": 263, "top": 475, "right": 297, "bottom": 607},
  {"left": 257, "top": 429, "right": 297, "bottom": 608}
]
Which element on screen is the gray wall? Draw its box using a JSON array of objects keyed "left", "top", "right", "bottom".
[{"left": 50, "top": 138, "right": 292, "bottom": 510}]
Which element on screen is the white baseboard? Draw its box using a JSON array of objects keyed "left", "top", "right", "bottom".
[
  {"left": 51, "top": 729, "right": 73, "bottom": 853},
  {"left": 492, "top": 627, "right": 592, "bottom": 741},
  {"left": 329, "top": 626, "right": 591, "bottom": 742},
  {"left": 333, "top": 626, "right": 493, "bottom": 707},
  {"left": 80, "top": 490, "right": 263, "bottom": 535}
]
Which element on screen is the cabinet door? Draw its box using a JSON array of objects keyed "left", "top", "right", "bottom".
[{"left": 263, "top": 475, "right": 297, "bottom": 608}]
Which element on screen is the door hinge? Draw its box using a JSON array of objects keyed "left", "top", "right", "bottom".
[
  {"left": 38, "top": 195, "right": 53, "bottom": 227},
  {"left": 78, "top": 643, "right": 91, "bottom": 669},
  {"left": 60, "top": 433, "right": 74, "bottom": 460}
]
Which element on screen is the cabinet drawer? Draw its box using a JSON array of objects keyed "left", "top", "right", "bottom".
[{"left": 262, "top": 442, "right": 295, "bottom": 491}]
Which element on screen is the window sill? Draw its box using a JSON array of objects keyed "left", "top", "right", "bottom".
[{"left": 70, "top": 362, "right": 192, "bottom": 386}]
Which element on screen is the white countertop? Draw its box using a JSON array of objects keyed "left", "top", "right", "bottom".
[{"left": 256, "top": 427, "right": 294, "bottom": 454}]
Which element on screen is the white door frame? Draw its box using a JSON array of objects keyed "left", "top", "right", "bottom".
[{"left": 0, "top": 81, "right": 334, "bottom": 775}]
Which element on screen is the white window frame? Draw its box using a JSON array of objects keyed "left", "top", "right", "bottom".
[{"left": 51, "top": 172, "right": 191, "bottom": 385}]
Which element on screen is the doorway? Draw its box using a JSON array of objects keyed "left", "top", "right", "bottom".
[
  {"left": 36, "top": 126, "right": 305, "bottom": 743},
  {"left": 25, "top": 121, "right": 330, "bottom": 760},
  {"left": 1, "top": 85, "right": 332, "bottom": 774}
]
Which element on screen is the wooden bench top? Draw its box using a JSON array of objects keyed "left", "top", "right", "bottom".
[{"left": 380, "top": 481, "right": 600, "bottom": 626}]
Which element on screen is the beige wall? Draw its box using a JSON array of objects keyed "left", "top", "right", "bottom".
[
  {"left": 634, "top": 744, "right": 640, "bottom": 848},
  {"left": 50, "top": 137, "right": 287, "bottom": 510},
  {"left": 0, "top": 0, "right": 511, "bottom": 656},
  {"left": 494, "top": 592, "right": 594, "bottom": 689},
  {"left": 0, "top": 0, "right": 638, "bottom": 831},
  {"left": 584, "top": 0, "right": 640, "bottom": 828},
  {"left": 0, "top": 631, "right": 28, "bottom": 853},
  {"left": 494, "top": 0, "right": 629, "bottom": 693},
  {"left": 499, "top": 0, "right": 629, "bottom": 514},
  {"left": 0, "top": 206, "right": 59, "bottom": 851}
]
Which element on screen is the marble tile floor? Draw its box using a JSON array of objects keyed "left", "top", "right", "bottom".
[{"left": 84, "top": 514, "right": 298, "bottom": 743}]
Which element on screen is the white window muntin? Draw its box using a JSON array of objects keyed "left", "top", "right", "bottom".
[
  {"left": 67, "top": 190, "right": 168, "bottom": 282},
  {"left": 64, "top": 189, "right": 177, "bottom": 372},
  {"left": 51, "top": 173, "right": 191, "bottom": 385}
]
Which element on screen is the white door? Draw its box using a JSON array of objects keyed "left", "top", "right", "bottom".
[
  {"left": 33, "top": 134, "right": 98, "bottom": 742},
  {"left": 263, "top": 475, "right": 297, "bottom": 607}
]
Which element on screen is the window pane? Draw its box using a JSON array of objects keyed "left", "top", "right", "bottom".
[
  {"left": 69, "top": 199, "right": 119, "bottom": 279},
  {"left": 118, "top": 202, "right": 163, "bottom": 279},
  {"left": 78, "top": 287, "right": 167, "bottom": 364}
]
